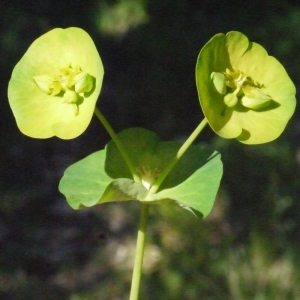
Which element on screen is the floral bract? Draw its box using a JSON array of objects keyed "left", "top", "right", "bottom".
[
  {"left": 196, "top": 31, "right": 296, "bottom": 144},
  {"left": 59, "top": 127, "right": 223, "bottom": 218},
  {"left": 8, "top": 27, "right": 104, "bottom": 139}
]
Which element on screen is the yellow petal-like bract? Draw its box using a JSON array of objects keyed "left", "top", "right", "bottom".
[
  {"left": 196, "top": 31, "right": 296, "bottom": 144},
  {"left": 8, "top": 27, "right": 104, "bottom": 139}
]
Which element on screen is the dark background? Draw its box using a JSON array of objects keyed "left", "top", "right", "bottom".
[{"left": 1, "top": 0, "right": 300, "bottom": 299}]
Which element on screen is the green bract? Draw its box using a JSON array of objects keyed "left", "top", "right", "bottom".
[
  {"left": 8, "top": 27, "right": 104, "bottom": 139},
  {"left": 59, "top": 128, "right": 223, "bottom": 218},
  {"left": 196, "top": 31, "right": 296, "bottom": 144}
]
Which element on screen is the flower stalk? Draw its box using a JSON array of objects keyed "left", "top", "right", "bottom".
[
  {"left": 149, "top": 117, "right": 208, "bottom": 194},
  {"left": 129, "top": 203, "right": 150, "bottom": 300},
  {"left": 94, "top": 107, "right": 141, "bottom": 183}
]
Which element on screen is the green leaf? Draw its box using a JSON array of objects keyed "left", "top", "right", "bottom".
[
  {"left": 59, "top": 127, "right": 223, "bottom": 218},
  {"left": 145, "top": 151, "right": 222, "bottom": 218},
  {"left": 101, "top": 179, "right": 148, "bottom": 202},
  {"left": 105, "top": 128, "right": 220, "bottom": 190},
  {"left": 59, "top": 149, "right": 112, "bottom": 209},
  {"left": 105, "top": 127, "right": 160, "bottom": 179}
]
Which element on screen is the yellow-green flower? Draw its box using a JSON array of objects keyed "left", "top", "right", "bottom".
[
  {"left": 8, "top": 27, "right": 104, "bottom": 139},
  {"left": 196, "top": 31, "right": 296, "bottom": 144}
]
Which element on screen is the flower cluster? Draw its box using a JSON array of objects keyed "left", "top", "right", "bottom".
[
  {"left": 196, "top": 31, "right": 296, "bottom": 144},
  {"left": 8, "top": 27, "right": 104, "bottom": 139}
]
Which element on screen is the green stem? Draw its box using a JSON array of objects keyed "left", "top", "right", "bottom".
[
  {"left": 129, "top": 203, "right": 150, "bottom": 300},
  {"left": 94, "top": 107, "right": 141, "bottom": 183},
  {"left": 149, "top": 117, "right": 208, "bottom": 194}
]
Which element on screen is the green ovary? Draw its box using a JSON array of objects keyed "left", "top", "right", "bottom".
[
  {"left": 211, "top": 68, "right": 271, "bottom": 110},
  {"left": 33, "top": 64, "right": 94, "bottom": 115},
  {"left": 224, "top": 93, "right": 238, "bottom": 107}
]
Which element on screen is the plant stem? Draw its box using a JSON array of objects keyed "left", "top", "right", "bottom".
[
  {"left": 149, "top": 117, "right": 208, "bottom": 194},
  {"left": 94, "top": 107, "right": 141, "bottom": 183},
  {"left": 129, "top": 203, "right": 150, "bottom": 300},
  {"left": 94, "top": 107, "right": 149, "bottom": 299}
]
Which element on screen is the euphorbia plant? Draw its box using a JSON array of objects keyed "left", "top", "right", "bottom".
[{"left": 7, "top": 28, "right": 296, "bottom": 299}]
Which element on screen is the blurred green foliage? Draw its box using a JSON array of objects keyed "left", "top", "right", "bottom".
[{"left": 1, "top": 0, "right": 300, "bottom": 299}]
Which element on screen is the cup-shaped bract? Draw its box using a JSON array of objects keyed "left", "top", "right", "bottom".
[
  {"left": 196, "top": 31, "right": 296, "bottom": 144},
  {"left": 8, "top": 27, "right": 104, "bottom": 139}
]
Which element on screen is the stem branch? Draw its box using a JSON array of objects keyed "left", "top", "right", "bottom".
[
  {"left": 94, "top": 107, "right": 141, "bottom": 183},
  {"left": 149, "top": 117, "right": 208, "bottom": 194}
]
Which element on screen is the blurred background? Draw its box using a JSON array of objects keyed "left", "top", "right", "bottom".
[{"left": 1, "top": 0, "right": 300, "bottom": 299}]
